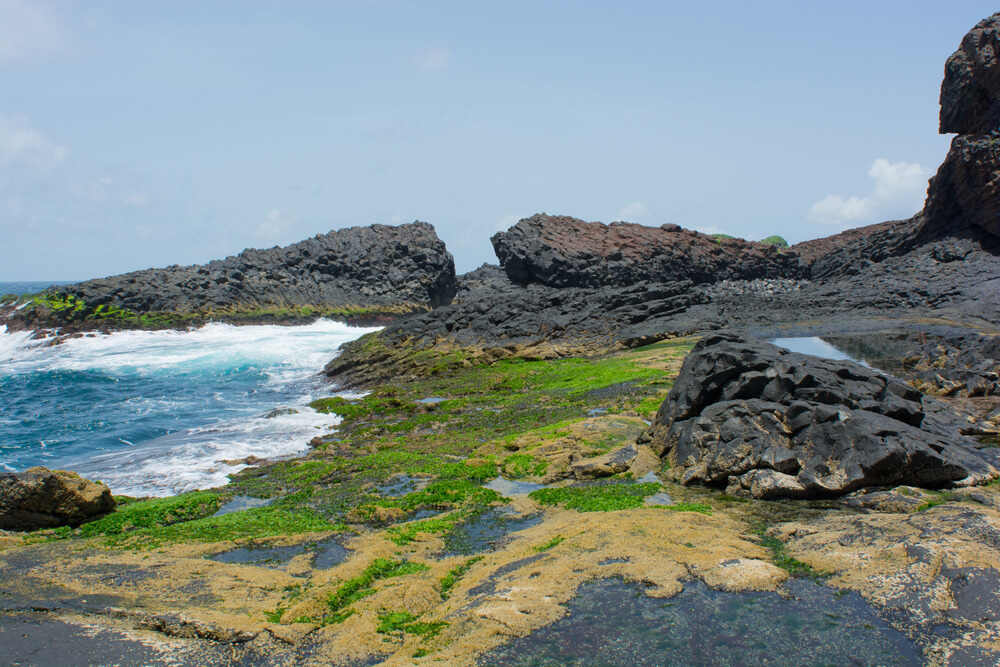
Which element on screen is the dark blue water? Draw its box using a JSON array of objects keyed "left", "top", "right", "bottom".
[{"left": 0, "top": 320, "right": 375, "bottom": 495}]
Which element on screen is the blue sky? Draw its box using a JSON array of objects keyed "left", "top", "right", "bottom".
[{"left": 1, "top": 1, "right": 996, "bottom": 279}]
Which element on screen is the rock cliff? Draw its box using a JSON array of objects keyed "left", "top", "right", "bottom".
[{"left": 3, "top": 222, "right": 457, "bottom": 330}]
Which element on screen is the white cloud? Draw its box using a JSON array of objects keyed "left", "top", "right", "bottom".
[
  {"left": 415, "top": 46, "right": 450, "bottom": 71},
  {"left": 254, "top": 208, "right": 294, "bottom": 242},
  {"left": 0, "top": 114, "right": 67, "bottom": 168},
  {"left": 616, "top": 201, "right": 649, "bottom": 222},
  {"left": 807, "top": 158, "right": 929, "bottom": 227},
  {"left": 0, "top": 0, "right": 64, "bottom": 63}
]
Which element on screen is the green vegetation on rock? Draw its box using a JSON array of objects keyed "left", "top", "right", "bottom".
[
  {"left": 529, "top": 483, "right": 661, "bottom": 512},
  {"left": 759, "top": 235, "right": 789, "bottom": 247},
  {"left": 377, "top": 611, "right": 448, "bottom": 638},
  {"left": 439, "top": 556, "right": 483, "bottom": 600},
  {"left": 326, "top": 558, "right": 429, "bottom": 623},
  {"left": 533, "top": 535, "right": 565, "bottom": 552}
]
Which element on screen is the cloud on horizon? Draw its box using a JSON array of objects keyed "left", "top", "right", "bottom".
[{"left": 807, "top": 158, "right": 929, "bottom": 228}]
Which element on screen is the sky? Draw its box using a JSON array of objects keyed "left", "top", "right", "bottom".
[{"left": 1, "top": 1, "right": 997, "bottom": 280}]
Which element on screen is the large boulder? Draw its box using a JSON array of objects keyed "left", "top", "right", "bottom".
[
  {"left": 62, "top": 221, "right": 457, "bottom": 315},
  {"left": 940, "top": 13, "right": 1000, "bottom": 135},
  {"left": 491, "top": 214, "right": 803, "bottom": 288},
  {"left": 641, "top": 333, "right": 998, "bottom": 499},
  {"left": 0, "top": 467, "right": 115, "bottom": 531}
]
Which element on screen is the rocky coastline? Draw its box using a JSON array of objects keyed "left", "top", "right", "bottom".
[{"left": 2, "top": 13, "right": 1000, "bottom": 667}]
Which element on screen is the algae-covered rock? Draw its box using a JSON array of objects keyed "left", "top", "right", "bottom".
[{"left": 0, "top": 467, "right": 115, "bottom": 531}]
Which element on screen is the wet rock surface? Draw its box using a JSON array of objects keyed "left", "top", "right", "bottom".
[
  {"left": 644, "top": 333, "right": 998, "bottom": 498},
  {"left": 0, "top": 467, "right": 115, "bottom": 531},
  {"left": 477, "top": 578, "right": 922, "bottom": 667}
]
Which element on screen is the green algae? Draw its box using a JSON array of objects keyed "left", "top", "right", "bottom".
[
  {"left": 533, "top": 535, "right": 565, "bottom": 552},
  {"left": 439, "top": 556, "right": 483, "bottom": 600},
  {"left": 376, "top": 611, "right": 448, "bottom": 638},
  {"left": 325, "top": 558, "right": 430, "bottom": 623},
  {"left": 529, "top": 484, "right": 662, "bottom": 512}
]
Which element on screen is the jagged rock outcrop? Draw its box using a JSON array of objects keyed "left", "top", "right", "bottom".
[
  {"left": 0, "top": 467, "right": 115, "bottom": 531},
  {"left": 923, "top": 134, "right": 1000, "bottom": 241},
  {"left": 641, "top": 333, "right": 998, "bottom": 499},
  {"left": 923, "top": 13, "right": 1000, "bottom": 241},
  {"left": 940, "top": 13, "right": 1000, "bottom": 135},
  {"left": 1, "top": 222, "right": 459, "bottom": 333},
  {"left": 491, "top": 214, "right": 803, "bottom": 288},
  {"left": 72, "top": 221, "right": 456, "bottom": 313}
]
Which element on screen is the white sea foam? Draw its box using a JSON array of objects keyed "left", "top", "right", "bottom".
[
  {"left": 71, "top": 400, "right": 348, "bottom": 496},
  {"left": 1, "top": 319, "right": 379, "bottom": 495},
  {"left": 1, "top": 319, "right": 379, "bottom": 376}
]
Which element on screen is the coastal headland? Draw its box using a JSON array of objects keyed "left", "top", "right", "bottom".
[{"left": 2, "top": 13, "right": 1000, "bottom": 667}]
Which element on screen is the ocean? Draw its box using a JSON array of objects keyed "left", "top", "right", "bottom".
[
  {"left": 0, "top": 315, "right": 377, "bottom": 497},
  {"left": 0, "top": 281, "right": 74, "bottom": 296}
]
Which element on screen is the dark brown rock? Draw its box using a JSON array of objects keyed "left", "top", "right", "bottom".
[
  {"left": 491, "top": 214, "right": 803, "bottom": 288},
  {"left": 0, "top": 467, "right": 115, "bottom": 531}
]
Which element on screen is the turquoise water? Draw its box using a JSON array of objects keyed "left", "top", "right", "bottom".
[{"left": 0, "top": 319, "right": 376, "bottom": 496}]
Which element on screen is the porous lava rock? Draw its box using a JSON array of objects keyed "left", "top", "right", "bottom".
[
  {"left": 641, "top": 333, "right": 998, "bottom": 499},
  {"left": 491, "top": 214, "right": 803, "bottom": 288},
  {"left": 0, "top": 467, "right": 115, "bottom": 531},
  {"left": 65, "top": 221, "right": 456, "bottom": 314}
]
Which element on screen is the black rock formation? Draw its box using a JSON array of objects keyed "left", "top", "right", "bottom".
[
  {"left": 940, "top": 13, "right": 1000, "bottom": 135},
  {"left": 640, "top": 333, "right": 998, "bottom": 499},
  {"left": 53, "top": 222, "right": 455, "bottom": 317}
]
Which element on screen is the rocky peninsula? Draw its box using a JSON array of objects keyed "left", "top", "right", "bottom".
[
  {"left": 2, "top": 12, "right": 1000, "bottom": 667},
  {"left": 0, "top": 221, "right": 457, "bottom": 333}
]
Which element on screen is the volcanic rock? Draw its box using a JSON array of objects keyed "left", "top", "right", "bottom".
[
  {"left": 923, "top": 134, "right": 1000, "bottom": 241},
  {"left": 940, "top": 13, "right": 1000, "bottom": 135},
  {"left": 491, "top": 214, "right": 803, "bottom": 288},
  {"left": 62, "top": 222, "right": 456, "bottom": 315},
  {"left": 0, "top": 467, "right": 115, "bottom": 531},
  {"left": 641, "top": 333, "right": 998, "bottom": 499}
]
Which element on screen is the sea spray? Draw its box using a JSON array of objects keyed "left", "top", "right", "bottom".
[{"left": 0, "top": 319, "right": 378, "bottom": 496}]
